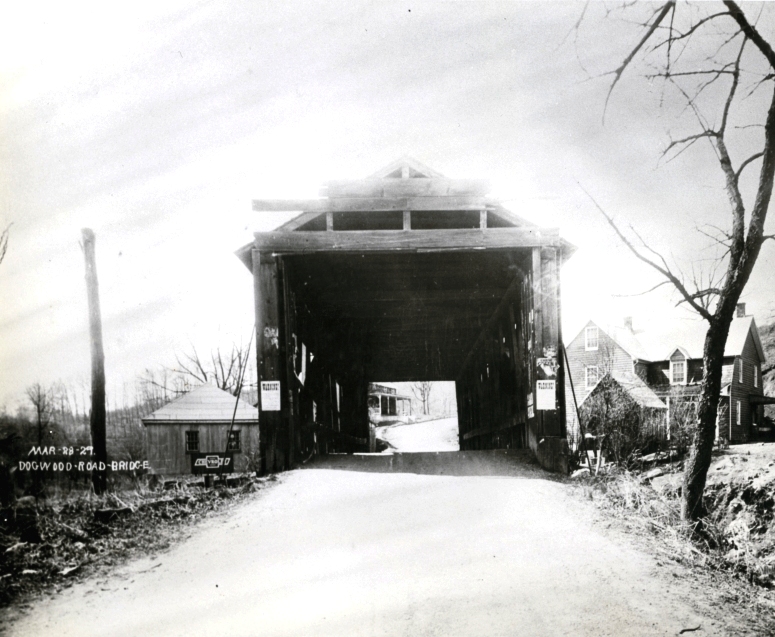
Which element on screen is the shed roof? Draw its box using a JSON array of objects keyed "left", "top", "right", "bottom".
[
  {"left": 142, "top": 385, "right": 258, "bottom": 424},
  {"left": 583, "top": 371, "right": 667, "bottom": 410}
]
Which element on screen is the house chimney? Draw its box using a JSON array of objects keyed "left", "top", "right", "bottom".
[
  {"left": 736, "top": 303, "right": 746, "bottom": 318},
  {"left": 623, "top": 316, "right": 633, "bottom": 332}
]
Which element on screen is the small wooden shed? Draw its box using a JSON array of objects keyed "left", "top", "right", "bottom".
[{"left": 142, "top": 385, "right": 260, "bottom": 475}]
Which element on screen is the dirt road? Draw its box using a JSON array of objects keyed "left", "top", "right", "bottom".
[
  {"left": 8, "top": 463, "right": 746, "bottom": 636},
  {"left": 376, "top": 417, "right": 459, "bottom": 452}
]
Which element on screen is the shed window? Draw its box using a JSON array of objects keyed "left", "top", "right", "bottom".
[
  {"left": 585, "top": 327, "right": 599, "bottom": 351},
  {"left": 226, "top": 430, "right": 241, "bottom": 452},
  {"left": 585, "top": 366, "right": 599, "bottom": 390},
  {"left": 185, "top": 431, "right": 199, "bottom": 452}
]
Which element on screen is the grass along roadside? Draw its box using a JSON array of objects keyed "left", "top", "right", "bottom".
[
  {"left": 574, "top": 465, "right": 775, "bottom": 635},
  {"left": 575, "top": 463, "right": 775, "bottom": 588},
  {"left": 0, "top": 474, "right": 277, "bottom": 627}
]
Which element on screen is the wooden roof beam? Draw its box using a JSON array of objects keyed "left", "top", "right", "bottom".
[
  {"left": 252, "top": 196, "right": 491, "bottom": 213},
  {"left": 252, "top": 228, "right": 561, "bottom": 255}
]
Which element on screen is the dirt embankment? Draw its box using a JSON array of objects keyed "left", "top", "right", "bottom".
[
  {"left": 589, "top": 443, "right": 775, "bottom": 604},
  {"left": 702, "top": 445, "right": 775, "bottom": 586}
]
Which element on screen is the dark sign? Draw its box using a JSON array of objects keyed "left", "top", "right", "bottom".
[
  {"left": 368, "top": 383, "right": 396, "bottom": 395},
  {"left": 190, "top": 452, "right": 234, "bottom": 474}
]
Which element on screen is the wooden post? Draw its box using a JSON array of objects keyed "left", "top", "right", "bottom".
[
  {"left": 280, "top": 259, "right": 298, "bottom": 468},
  {"left": 253, "top": 249, "right": 284, "bottom": 473},
  {"left": 533, "top": 247, "right": 563, "bottom": 437},
  {"left": 81, "top": 229, "right": 107, "bottom": 494}
]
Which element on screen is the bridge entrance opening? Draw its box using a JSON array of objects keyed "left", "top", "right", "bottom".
[
  {"left": 369, "top": 381, "right": 458, "bottom": 453},
  {"left": 236, "top": 158, "right": 574, "bottom": 474}
]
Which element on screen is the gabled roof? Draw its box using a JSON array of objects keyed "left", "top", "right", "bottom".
[
  {"left": 582, "top": 371, "right": 667, "bottom": 410},
  {"left": 727, "top": 316, "right": 765, "bottom": 361},
  {"left": 142, "top": 384, "right": 258, "bottom": 424},
  {"left": 659, "top": 316, "right": 764, "bottom": 361},
  {"left": 667, "top": 346, "right": 692, "bottom": 360},
  {"left": 570, "top": 320, "right": 652, "bottom": 361},
  {"left": 365, "top": 156, "right": 445, "bottom": 180},
  {"left": 571, "top": 315, "right": 765, "bottom": 364},
  {"left": 237, "top": 157, "right": 576, "bottom": 269}
]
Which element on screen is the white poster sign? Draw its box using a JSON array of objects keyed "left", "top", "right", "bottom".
[
  {"left": 260, "top": 381, "right": 281, "bottom": 411},
  {"left": 536, "top": 380, "right": 556, "bottom": 410}
]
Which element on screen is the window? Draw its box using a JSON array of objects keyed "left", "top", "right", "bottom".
[
  {"left": 670, "top": 360, "right": 686, "bottom": 384},
  {"left": 738, "top": 359, "right": 744, "bottom": 383},
  {"left": 585, "top": 365, "right": 599, "bottom": 390},
  {"left": 736, "top": 400, "right": 742, "bottom": 426},
  {"left": 185, "top": 431, "right": 199, "bottom": 453},
  {"left": 670, "top": 350, "right": 686, "bottom": 385},
  {"left": 226, "top": 430, "right": 241, "bottom": 452},
  {"left": 585, "top": 326, "right": 599, "bottom": 351},
  {"left": 754, "top": 365, "right": 759, "bottom": 388}
]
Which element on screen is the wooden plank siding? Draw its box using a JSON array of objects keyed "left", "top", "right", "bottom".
[
  {"left": 455, "top": 266, "right": 531, "bottom": 451},
  {"left": 564, "top": 321, "right": 638, "bottom": 409},
  {"left": 728, "top": 331, "right": 765, "bottom": 441},
  {"left": 145, "top": 423, "right": 260, "bottom": 475}
]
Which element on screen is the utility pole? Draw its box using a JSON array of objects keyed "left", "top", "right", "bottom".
[{"left": 82, "top": 229, "right": 107, "bottom": 494}]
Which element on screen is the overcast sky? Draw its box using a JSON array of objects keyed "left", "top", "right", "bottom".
[{"left": 2, "top": 1, "right": 774, "bottom": 409}]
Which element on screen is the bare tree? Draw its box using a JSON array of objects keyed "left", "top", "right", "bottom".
[
  {"left": 0, "top": 223, "right": 10, "bottom": 266},
  {"left": 25, "top": 383, "right": 51, "bottom": 449},
  {"left": 26, "top": 383, "right": 52, "bottom": 495},
  {"left": 585, "top": 2, "right": 775, "bottom": 522},
  {"left": 171, "top": 343, "right": 251, "bottom": 396},
  {"left": 140, "top": 342, "right": 253, "bottom": 401},
  {"left": 411, "top": 381, "right": 433, "bottom": 416}
]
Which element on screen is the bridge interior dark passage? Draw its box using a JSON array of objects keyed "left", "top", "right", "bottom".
[{"left": 285, "top": 250, "right": 530, "bottom": 381}]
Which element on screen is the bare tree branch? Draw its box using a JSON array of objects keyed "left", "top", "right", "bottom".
[
  {"left": 723, "top": 0, "right": 775, "bottom": 68},
  {"left": 603, "top": 1, "right": 676, "bottom": 121},
  {"left": 735, "top": 151, "right": 765, "bottom": 181},
  {"left": 579, "top": 184, "right": 712, "bottom": 321},
  {"left": 0, "top": 223, "right": 11, "bottom": 266}
]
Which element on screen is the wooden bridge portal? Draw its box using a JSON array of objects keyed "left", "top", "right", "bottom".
[{"left": 236, "top": 158, "right": 575, "bottom": 474}]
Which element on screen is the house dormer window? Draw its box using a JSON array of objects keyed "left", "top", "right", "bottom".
[
  {"left": 585, "top": 326, "right": 599, "bottom": 351},
  {"left": 670, "top": 350, "right": 686, "bottom": 385}
]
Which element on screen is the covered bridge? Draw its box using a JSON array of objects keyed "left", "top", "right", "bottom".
[{"left": 236, "top": 157, "right": 575, "bottom": 473}]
